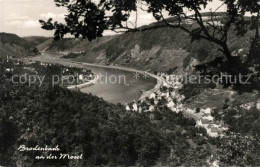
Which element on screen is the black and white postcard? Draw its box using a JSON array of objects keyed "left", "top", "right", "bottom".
[{"left": 0, "top": 0, "right": 259, "bottom": 166}]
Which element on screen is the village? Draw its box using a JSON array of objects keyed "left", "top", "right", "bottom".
[
  {"left": 126, "top": 72, "right": 260, "bottom": 138},
  {"left": 0, "top": 55, "right": 95, "bottom": 99}
]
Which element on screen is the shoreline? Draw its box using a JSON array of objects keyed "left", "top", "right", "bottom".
[
  {"left": 66, "top": 73, "right": 100, "bottom": 90},
  {"left": 28, "top": 52, "right": 163, "bottom": 101},
  {"left": 67, "top": 59, "right": 163, "bottom": 100}
]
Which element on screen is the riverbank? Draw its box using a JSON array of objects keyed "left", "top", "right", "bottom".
[
  {"left": 27, "top": 52, "right": 161, "bottom": 103},
  {"left": 67, "top": 74, "right": 100, "bottom": 90},
  {"left": 67, "top": 74, "right": 99, "bottom": 90},
  {"left": 68, "top": 60, "right": 163, "bottom": 100}
]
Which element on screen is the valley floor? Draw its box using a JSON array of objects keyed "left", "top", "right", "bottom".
[{"left": 24, "top": 52, "right": 260, "bottom": 138}]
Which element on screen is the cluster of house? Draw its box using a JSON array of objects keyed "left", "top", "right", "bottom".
[
  {"left": 39, "top": 62, "right": 51, "bottom": 67},
  {"left": 126, "top": 74, "right": 184, "bottom": 112},
  {"left": 126, "top": 72, "right": 229, "bottom": 137},
  {"left": 187, "top": 108, "right": 229, "bottom": 137},
  {"left": 126, "top": 73, "right": 185, "bottom": 111},
  {"left": 240, "top": 100, "right": 260, "bottom": 111},
  {"left": 39, "top": 62, "right": 94, "bottom": 82},
  {"left": 1, "top": 58, "right": 45, "bottom": 80},
  {"left": 1, "top": 55, "right": 14, "bottom": 73},
  {"left": 1, "top": 55, "right": 94, "bottom": 85},
  {"left": 62, "top": 68, "right": 94, "bottom": 83},
  {"left": 40, "top": 62, "right": 95, "bottom": 83}
]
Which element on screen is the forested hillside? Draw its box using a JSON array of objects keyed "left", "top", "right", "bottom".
[
  {"left": 0, "top": 33, "right": 40, "bottom": 58},
  {"left": 1, "top": 58, "right": 259, "bottom": 166},
  {"left": 24, "top": 36, "right": 51, "bottom": 48},
  {"left": 0, "top": 58, "right": 212, "bottom": 166}
]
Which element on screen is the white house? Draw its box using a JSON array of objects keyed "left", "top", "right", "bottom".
[
  {"left": 149, "top": 93, "right": 156, "bottom": 99},
  {"left": 198, "top": 119, "right": 212, "bottom": 129},
  {"left": 79, "top": 74, "right": 84, "bottom": 81},
  {"left": 171, "top": 107, "right": 178, "bottom": 113},
  {"left": 174, "top": 81, "right": 183, "bottom": 89},
  {"left": 154, "top": 99, "right": 159, "bottom": 105},
  {"left": 220, "top": 124, "right": 229, "bottom": 131},
  {"left": 257, "top": 99, "right": 260, "bottom": 110},
  {"left": 176, "top": 104, "right": 184, "bottom": 113},
  {"left": 126, "top": 105, "right": 130, "bottom": 111},
  {"left": 196, "top": 120, "right": 203, "bottom": 127},
  {"left": 149, "top": 105, "right": 155, "bottom": 112},
  {"left": 171, "top": 91, "right": 176, "bottom": 98},
  {"left": 89, "top": 74, "right": 93, "bottom": 79},
  {"left": 138, "top": 107, "right": 142, "bottom": 113},
  {"left": 203, "top": 108, "right": 212, "bottom": 115},
  {"left": 167, "top": 101, "right": 175, "bottom": 108},
  {"left": 161, "top": 93, "right": 168, "bottom": 97},
  {"left": 165, "top": 92, "right": 170, "bottom": 98},
  {"left": 166, "top": 97, "right": 172, "bottom": 102},
  {"left": 181, "top": 95, "right": 185, "bottom": 100},
  {"left": 176, "top": 96, "right": 182, "bottom": 103},
  {"left": 211, "top": 160, "right": 220, "bottom": 167},
  {"left": 240, "top": 102, "right": 255, "bottom": 110},
  {"left": 132, "top": 103, "right": 138, "bottom": 112},
  {"left": 203, "top": 115, "right": 214, "bottom": 121},
  {"left": 208, "top": 127, "right": 220, "bottom": 137}
]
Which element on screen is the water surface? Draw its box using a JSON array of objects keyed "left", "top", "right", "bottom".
[{"left": 32, "top": 52, "right": 157, "bottom": 104}]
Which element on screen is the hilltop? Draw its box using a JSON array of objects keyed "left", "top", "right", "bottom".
[
  {"left": 23, "top": 36, "right": 51, "bottom": 48},
  {"left": 0, "top": 33, "right": 40, "bottom": 58}
]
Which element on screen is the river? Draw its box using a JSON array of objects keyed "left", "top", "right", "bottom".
[{"left": 30, "top": 52, "right": 157, "bottom": 104}]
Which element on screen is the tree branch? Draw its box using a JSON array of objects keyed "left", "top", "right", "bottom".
[{"left": 247, "top": 7, "right": 260, "bottom": 64}]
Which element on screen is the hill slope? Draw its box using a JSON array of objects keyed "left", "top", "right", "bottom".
[
  {"left": 36, "top": 30, "right": 208, "bottom": 72},
  {"left": 23, "top": 36, "right": 51, "bottom": 48},
  {"left": 0, "top": 33, "right": 40, "bottom": 58},
  {"left": 36, "top": 14, "right": 253, "bottom": 72}
]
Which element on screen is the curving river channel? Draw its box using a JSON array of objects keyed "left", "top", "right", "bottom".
[{"left": 30, "top": 52, "right": 157, "bottom": 104}]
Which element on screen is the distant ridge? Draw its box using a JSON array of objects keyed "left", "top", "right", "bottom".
[
  {"left": 34, "top": 12, "right": 252, "bottom": 72},
  {"left": 0, "top": 33, "right": 40, "bottom": 58},
  {"left": 23, "top": 36, "right": 51, "bottom": 48}
]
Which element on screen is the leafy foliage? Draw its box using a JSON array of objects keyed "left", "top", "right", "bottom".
[
  {"left": 211, "top": 106, "right": 260, "bottom": 166},
  {"left": 217, "top": 133, "right": 260, "bottom": 167}
]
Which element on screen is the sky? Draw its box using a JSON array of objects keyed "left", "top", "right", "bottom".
[{"left": 0, "top": 0, "right": 226, "bottom": 37}]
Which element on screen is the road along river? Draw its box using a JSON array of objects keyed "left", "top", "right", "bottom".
[{"left": 29, "top": 52, "right": 159, "bottom": 104}]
